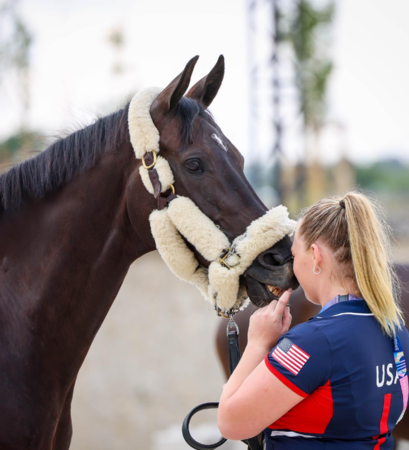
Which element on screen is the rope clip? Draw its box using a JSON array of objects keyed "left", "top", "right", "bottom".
[{"left": 226, "top": 314, "right": 239, "bottom": 336}]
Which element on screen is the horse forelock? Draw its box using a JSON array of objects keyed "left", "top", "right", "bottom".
[{"left": 173, "top": 97, "right": 211, "bottom": 147}]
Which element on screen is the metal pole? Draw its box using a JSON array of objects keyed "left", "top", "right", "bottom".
[{"left": 271, "top": 0, "right": 283, "bottom": 203}]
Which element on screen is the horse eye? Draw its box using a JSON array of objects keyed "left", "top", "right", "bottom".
[{"left": 185, "top": 159, "right": 203, "bottom": 172}]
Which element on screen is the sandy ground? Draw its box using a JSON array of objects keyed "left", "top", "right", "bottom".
[
  {"left": 70, "top": 246, "right": 409, "bottom": 450},
  {"left": 71, "top": 251, "right": 230, "bottom": 449}
]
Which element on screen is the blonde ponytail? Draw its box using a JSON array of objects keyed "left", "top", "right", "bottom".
[
  {"left": 343, "top": 193, "right": 403, "bottom": 336},
  {"left": 299, "top": 191, "right": 403, "bottom": 337}
]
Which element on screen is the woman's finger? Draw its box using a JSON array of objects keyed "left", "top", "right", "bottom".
[
  {"left": 272, "top": 289, "right": 292, "bottom": 319},
  {"left": 282, "top": 305, "right": 292, "bottom": 331},
  {"left": 265, "top": 299, "right": 278, "bottom": 313}
]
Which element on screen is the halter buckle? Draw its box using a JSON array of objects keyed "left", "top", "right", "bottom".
[
  {"left": 142, "top": 150, "right": 157, "bottom": 170},
  {"left": 219, "top": 248, "right": 232, "bottom": 269}
]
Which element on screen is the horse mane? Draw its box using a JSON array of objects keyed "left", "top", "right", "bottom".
[
  {"left": 0, "top": 97, "right": 209, "bottom": 212},
  {"left": 0, "top": 105, "right": 130, "bottom": 211}
]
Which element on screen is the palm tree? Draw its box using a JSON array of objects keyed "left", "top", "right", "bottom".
[
  {"left": 0, "top": 0, "right": 33, "bottom": 129},
  {"left": 286, "top": 0, "right": 335, "bottom": 205},
  {"left": 0, "top": 0, "right": 34, "bottom": 166}
]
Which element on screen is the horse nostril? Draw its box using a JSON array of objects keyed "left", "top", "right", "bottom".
[{"left": 260, "top": 252, "right": 285, "bottom": 268}]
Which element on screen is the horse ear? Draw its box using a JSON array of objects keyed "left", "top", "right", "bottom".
[
  {"left": 186, "top": 55, "right": 224, "bottom": 108},
  {"left": 150, "top": 55, "right": 199, "bottom": 121}
]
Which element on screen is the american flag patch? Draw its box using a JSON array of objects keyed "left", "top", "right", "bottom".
[{"left": 271, "top": 337, "right": 310, "bottom": 375}]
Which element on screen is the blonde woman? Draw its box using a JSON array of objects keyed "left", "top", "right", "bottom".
[{"left": 218, "top": 192, "right": 409, "bottom": 449}]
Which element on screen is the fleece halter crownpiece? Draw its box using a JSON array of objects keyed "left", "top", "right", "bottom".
[{"left": 128, "top": 87, "right": 297, "bottom": 315}]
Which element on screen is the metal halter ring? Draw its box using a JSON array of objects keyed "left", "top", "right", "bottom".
[
  {"left": 219, "top": 248, "right": 232, "bottom": 270},
  {"left": 169, "top": 184, "right": 175, "bottom": 194},
  {"left": 142, "top": 150, "right": 157, "bottom": 170},
  {"left": 218, "top": 310, "right": 230, "bottom": 319}
]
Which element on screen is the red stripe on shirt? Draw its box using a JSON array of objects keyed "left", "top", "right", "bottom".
[
  {"left": 373, "top": 393, "right": 392, "bottom": 449},
  {"left": 374, "top": 437, "right": 386, "bottom": 449},
  {"left": 264, "top": 354, "right": 308, "bottom": 398},
  {"left": 269, "top": 379, "right": 333, "bottom": 434}
]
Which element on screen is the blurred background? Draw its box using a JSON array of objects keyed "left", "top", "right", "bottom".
[{"left": 1, "top": 0, "right": 409, "bottom": 448}]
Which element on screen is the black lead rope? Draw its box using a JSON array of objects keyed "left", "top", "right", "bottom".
[
  {"left": 227, "top": 317, "right": 241, "bottom": 375},
  {"left": 182, "top": 316, "right": 264, "bottom": 450}
]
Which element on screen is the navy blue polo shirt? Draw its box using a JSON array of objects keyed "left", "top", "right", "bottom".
[{"left": 264, "top": 299, "right": 409, "bottom": 449}]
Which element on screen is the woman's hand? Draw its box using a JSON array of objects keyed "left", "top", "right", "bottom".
[{"left": 247, "top": 289, "right": 292, "bottom": 352}]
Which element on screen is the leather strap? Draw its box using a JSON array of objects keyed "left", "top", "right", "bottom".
[
  {"left": 227, "top": 318, "right": 264, "bottom": 450},
  {"left": 246, "top": 436, "right": 264, "bottom": 450},
  {"left": 148, "top": 168, "right": 162, "bottom": 199},
  {"left": 227, "top": 320, "right": 241, "bottom": 375},
  {"left": 143, "top": 152, "right": 175, "bottom": 211},
  {"left": 144, "top": 152, "right": 161, "bottom": 199},
  {"left": 156, "top": 194, "right": 167, "bottom": 210},
  {"left": 166, "top": 192, "right": 177, "bottom": 203}
]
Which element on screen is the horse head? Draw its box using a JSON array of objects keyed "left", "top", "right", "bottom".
[{"left": 129, "top": 55, "right": 299, "bottom": 310}]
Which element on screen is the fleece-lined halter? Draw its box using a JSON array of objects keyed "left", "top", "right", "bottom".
[{"left": 128, "top": 87, "right": 296, "bottom": 316}]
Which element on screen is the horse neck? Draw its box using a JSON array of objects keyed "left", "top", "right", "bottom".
[{"left": 0, "top": 142, "right": 156, "bottom": 380}]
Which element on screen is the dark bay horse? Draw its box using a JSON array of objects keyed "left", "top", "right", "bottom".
[
  {"left": 0, "top": 56, "right": 298, "bottom": 450},
  {"left": 216, "top": 263, "right": 409, "bottom": 448}
]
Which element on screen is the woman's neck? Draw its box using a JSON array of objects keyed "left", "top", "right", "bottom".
[{"left": 318, "top": 280, "right": 361, "bottom": 308}]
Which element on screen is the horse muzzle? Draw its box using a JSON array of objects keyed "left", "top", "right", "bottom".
[{"left": 242, "top": 242, "right": 300, "bottom": 307}]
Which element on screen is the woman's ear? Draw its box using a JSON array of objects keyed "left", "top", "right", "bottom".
[{"left": 311, "top": 243, "right": 322, "bottom": 266}]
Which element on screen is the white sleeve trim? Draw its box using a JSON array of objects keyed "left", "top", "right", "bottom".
[{"left": 270, "top": 431, "right": 321, "bottom": 439}]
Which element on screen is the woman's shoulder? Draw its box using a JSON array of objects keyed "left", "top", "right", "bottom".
[
  {"left": 279, "top": 320, "right": 330, "bottom": 352},
  {"left": 283, "top": 310, "right": 374, "bottom": 352},
  {"left": 287, "top": 317, "right": 329, "bottom": 336}
]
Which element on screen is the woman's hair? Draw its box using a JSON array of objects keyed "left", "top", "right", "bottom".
[{"left": 298, "top": 191, "right": 403, "bottom": 337}]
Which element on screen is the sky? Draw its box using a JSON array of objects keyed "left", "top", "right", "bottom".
[{"left": 0, "top": 0, "right": 408, "bottom": 165}]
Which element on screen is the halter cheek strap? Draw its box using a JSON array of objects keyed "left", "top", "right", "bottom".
[{"left": 128, "top": 87, "right": 297, "bottom": 315}]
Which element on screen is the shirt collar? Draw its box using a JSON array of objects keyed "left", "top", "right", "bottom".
[
  {"left": 309, "top": 297, "right": 370, "bottom": 320},
  {"left": 319, "top": 293, "right": 363, "bottom": 314}
]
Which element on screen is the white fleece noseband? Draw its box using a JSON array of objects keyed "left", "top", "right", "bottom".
[{"left": 128, "top": 87, "right": 296, "bottom": 314}]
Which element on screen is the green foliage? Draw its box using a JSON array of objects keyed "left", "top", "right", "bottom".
[
  {"left": 285, "top": 0, "right": 335, "bottom": 128},
  {"left": 108, "top": 29, "right": 124, "bottom": 48},
  {"left": 356, "top": 159, "right": 409, "bottom": 193},
  {"left": 288, "top": 1, "right": 335, "bottom": 62},
  {"left": 0, "top": 0, "right": 33, "bottom": 78},
  {"left": 245, "top": 160, "right": 280, "bottom": 190},
  {"left": 0, "top": 131, "right": 43, "bottom": 161},
  {"left": 245, "top": 161, "right": 267, "bottom": 190}
]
